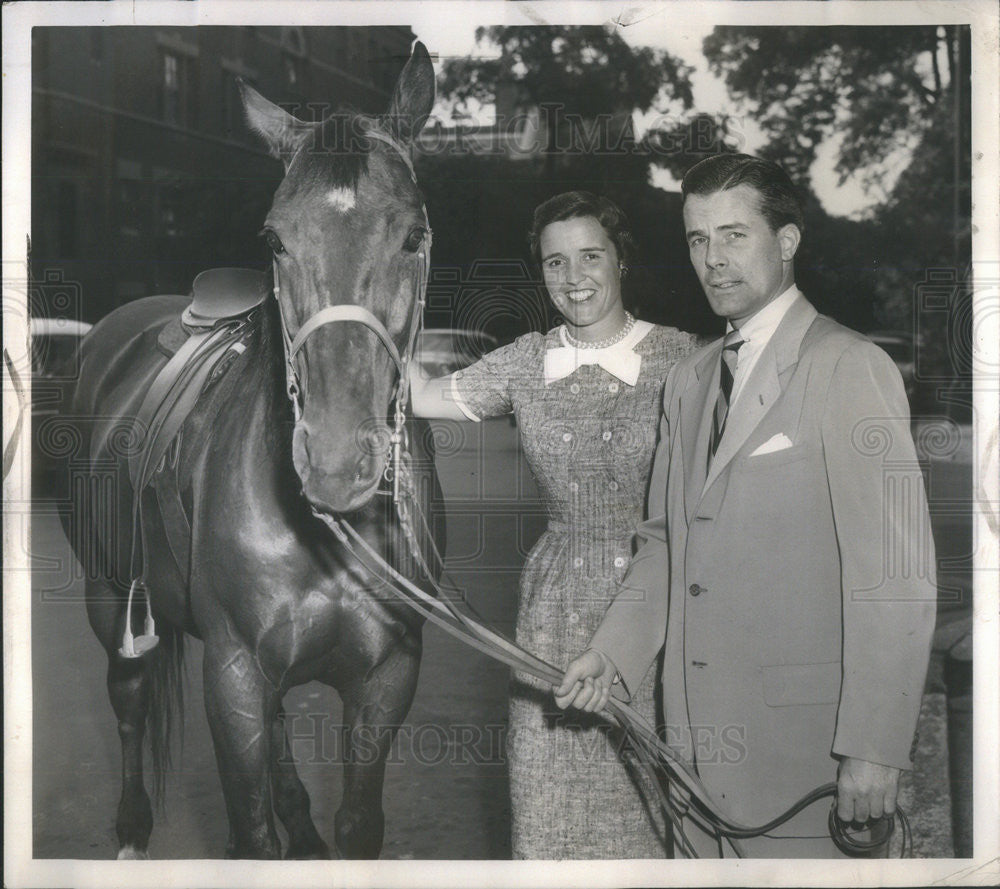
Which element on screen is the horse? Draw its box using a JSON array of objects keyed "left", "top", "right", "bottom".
[{"left": 60, "top": 42, "right": 442, "bottom": 859}]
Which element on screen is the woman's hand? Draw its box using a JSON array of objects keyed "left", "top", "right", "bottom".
[{"left": 554, "top": 649, "right": 619, "bottom": 713}]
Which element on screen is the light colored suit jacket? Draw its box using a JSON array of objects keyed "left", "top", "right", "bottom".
[{"left": 591, "top": 294, "right": 936, "bottom": 833}]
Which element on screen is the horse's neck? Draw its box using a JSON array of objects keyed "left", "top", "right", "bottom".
[
  {"left": 219, "top": 295, "right": 293, "bottom": 431},
  {"left": 255, "top": 294, "right": 294, "bottom": 409}
]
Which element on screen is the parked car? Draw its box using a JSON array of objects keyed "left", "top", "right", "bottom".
[
  {"left": 30, "top": 317, "right": 92, "bottom": 380},
  {"left": 868, "top": 329, "right": 918, "bottom": 403},
  {"left": 414, "top": 328, "right": 499, "bottom": 378},
  {"left": 30, "top": 318, "right": 92, "bottom": 497}
]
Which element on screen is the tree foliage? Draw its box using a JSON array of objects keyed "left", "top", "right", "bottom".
[
  {"left": 703, "top": 25, "right": 971, "bottom": 381},
  {"left": 440, "top": 26, "right": 694, "bottom": 120},
  {"left": 702, "top": 26, "right": 960, "bottom": 188}
]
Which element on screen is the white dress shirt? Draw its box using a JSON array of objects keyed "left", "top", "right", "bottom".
[{"left": 728, "top": 285, "right": 801, "bottom": 405}]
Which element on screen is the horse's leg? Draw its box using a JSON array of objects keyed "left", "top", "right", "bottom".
[
  {"left": 86, "top": 581, "right": 154, "bottom": 859},
  {"left": 107, "top": 656, "right": 155, "bottom": 858},
  {"left": 202, "top": 640, "right": 281, "bottom": 859},
  {"left": 334, "top": 643, "right": 421, "bottom": 859},
  {"left": 270, "top": 706, "right": 330, "bottom": 859}
]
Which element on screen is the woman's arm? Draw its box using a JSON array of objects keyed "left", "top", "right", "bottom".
[{"left": 409, "top": 369, "right": 475, "bottom": 420}]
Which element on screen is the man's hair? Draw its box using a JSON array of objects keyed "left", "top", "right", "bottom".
[
  {"left": 528, "top": 191, "right": 636, "bottom": 268},
  {"left": 681, "top": 154, "right": 805, "bottom": 234}
]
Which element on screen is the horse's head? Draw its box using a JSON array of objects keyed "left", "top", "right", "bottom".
[{"left": 240, "top": 43, "right": 435, "bottom": 514}]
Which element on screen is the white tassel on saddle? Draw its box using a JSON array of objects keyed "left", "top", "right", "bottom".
[{"left": 119, "top": 578, "right": 160, "bottom": 658}]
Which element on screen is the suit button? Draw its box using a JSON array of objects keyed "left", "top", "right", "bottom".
[{"left": 689, "top": 583, "right": 705, "bottom": 596}]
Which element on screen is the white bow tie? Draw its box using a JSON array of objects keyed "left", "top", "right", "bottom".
[{"left": 543, "top": 343, "right": 642, "bottom": 387}]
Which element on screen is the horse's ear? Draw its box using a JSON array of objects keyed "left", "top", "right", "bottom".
[
  {"left": 386, "top": 41, "right": 436, "bottom": 144},
  {"left": 238, "top": 79, "right": 313, "bottom": 169}
]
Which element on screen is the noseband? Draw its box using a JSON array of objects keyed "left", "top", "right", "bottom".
[{"left": 271, "top": 126, "right": 432, "bottom": 499}]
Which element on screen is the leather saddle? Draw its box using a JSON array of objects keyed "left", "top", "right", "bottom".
[
  {"left": 131, "top": 268, "right": 268, "bottom": 582},
  {"left": 158, "top": 268, "right": 269, "bottom": 356}
]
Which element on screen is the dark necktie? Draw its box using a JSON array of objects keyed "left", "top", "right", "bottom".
[{"left": 708, "top": 329, "right": 745, "bottom": 463}]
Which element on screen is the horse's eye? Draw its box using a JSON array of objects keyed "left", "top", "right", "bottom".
[
  {"left": 403, "top": 226, "right": 426, "bottom": 253},
  {"left": 261, "top": 229, "right": 286, "bottom": 255}
]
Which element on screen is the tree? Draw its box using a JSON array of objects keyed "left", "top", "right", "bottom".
[
  {"left": 440, "top": 26, "right": 693, "bottom": 123},
  {"left": 423, "top": 26, "right": 717, "bottom": 338},
  {"left": 702, "top": 26, "right": 965, "bottom": 191},
  {"left": 700, "top": 25, "right": 971, "bottom": 381}
]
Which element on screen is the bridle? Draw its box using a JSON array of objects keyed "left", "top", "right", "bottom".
[
  {"left": 269, "top": 125, "right": 911, "bottom": 860},
  {"left": 271, "top": 125, "right": 431, "bottom": 505}
]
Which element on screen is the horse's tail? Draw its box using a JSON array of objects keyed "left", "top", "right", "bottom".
[{"left": 146, "top": 620, "right": 185, "bottom": 809}]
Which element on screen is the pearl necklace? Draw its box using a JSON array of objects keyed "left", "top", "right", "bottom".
[{"left": 564, "top": 312, "right": 635, "bottom": 350}]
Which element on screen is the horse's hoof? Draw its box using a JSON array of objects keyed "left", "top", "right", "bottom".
[{"left": 117, "top": 845, "right": 149, "bottom": 860}]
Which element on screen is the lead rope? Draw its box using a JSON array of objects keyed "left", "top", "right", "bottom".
[
  {"left": 320, "top": 499, "right": 910, "bottom": 857},
  {"left": 266, "top": 124, "right": 909, "bottom": 856}
]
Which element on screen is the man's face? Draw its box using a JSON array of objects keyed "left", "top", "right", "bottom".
[{"left": 683, "top": 184, "right": 800, "bottom": 324}]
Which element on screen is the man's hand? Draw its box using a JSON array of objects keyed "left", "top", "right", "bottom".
[
  {"left": 836, "top": 757, "right": 901, "bottom": 823},
  {"left": 554, "top": 649, "right": 618, "bottom": 713}
]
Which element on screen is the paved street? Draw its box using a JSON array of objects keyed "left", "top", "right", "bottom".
[{"left": 29, "top": 417, "right": 957, "bottom": 859}]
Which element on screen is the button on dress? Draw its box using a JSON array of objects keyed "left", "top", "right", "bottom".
[{"left": 453, "top": 322, "right": 700, "bottom": 858}]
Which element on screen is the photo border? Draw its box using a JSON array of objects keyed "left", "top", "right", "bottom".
[{"left": 4, "top": 2, "right": 998, "bottom": 887}]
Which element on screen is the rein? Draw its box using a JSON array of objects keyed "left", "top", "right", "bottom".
[
  {"left": 311, "top": 489, "right": 910, "bottom": 859},
  {"left": 274, "top": 126, "right": 910, "bottom": 859}
]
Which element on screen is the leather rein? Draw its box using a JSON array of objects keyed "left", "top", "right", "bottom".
[{"left": 271, "top": 128, "right": 910, "bottom": 860}]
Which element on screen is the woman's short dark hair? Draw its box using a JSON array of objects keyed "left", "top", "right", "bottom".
[
  {"left": 681, "top": 154, "right": 805, "bottom": 234},
  {"left": 528, "top": 191, "right": 636, "bottom": 268}
]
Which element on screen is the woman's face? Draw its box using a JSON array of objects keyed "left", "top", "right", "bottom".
[{"left": 539, "top": 215, "right": 626, "bottom": 342}]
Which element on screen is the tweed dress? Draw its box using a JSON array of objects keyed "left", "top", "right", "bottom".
[{"left": 452, "top": 321, "right": 700, "bottom": 859}]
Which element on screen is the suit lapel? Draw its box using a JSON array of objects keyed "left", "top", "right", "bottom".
[
  {"left": 680, "top": 345, "right": 721, "bottom": 524},
  {"left": 702, "top": 295, "right": 819, "bottom": 493}
]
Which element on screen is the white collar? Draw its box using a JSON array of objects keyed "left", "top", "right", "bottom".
[
  {"left": 728, "top": 284, "right": 801, "bottom": 345},
  {"left": 544, "top": 320, "right": 653, "bottom": 386}
]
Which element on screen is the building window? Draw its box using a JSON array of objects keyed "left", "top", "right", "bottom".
[
  {"left": 90, "top": 30, "right": 103, "bottom": 63},
  {"left": 223, "top": 73, "right": 252, "bottom": 139},
  {"left": 118, "top": 178, "right": 145, "bottom": 238},
  {"left": 163, "top": 53, "right": 180, "bottom": 123},
  {"left": 160, "top": 51, "right": 197, "bottom": 127},
  {"left": 157, "top": 183, "right": 185, "bottom": 238},
  {"left": 57, "top": 181, "right": 78, "bottom": 258},
  {"left": 117, "top": 159, "right": 145, "bottom": 238},
  {"left": 281, "top": 27, "right": 307, "bottom": 92},
  {"left": 284, "top": 53, "right": 302, "bottom": 87},
  {"left": 347, "top": 31, "right": 364, "bottom": 71}
]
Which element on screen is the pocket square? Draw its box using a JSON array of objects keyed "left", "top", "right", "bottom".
[{"left": 750, "top": 433, "right": 794, "bottom": 457}]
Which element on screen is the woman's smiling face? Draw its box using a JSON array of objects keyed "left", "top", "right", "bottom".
[{"left": 539, "top": 215, "right": 627, "bottom": 343}]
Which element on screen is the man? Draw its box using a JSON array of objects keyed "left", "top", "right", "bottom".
[{"left": 555, "top": 154, "right": 936, "bottom": 857}]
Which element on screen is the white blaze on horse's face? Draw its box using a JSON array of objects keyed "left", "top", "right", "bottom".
[
  {"left": 241, "top": 44, "right": 435, "bottom": 514},
  {"left": 325, "top": 187, "right": 356, "bottom": 213}
]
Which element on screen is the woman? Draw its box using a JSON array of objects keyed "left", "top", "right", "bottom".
[{"left": 411, "top": 192, "right": 699, "bottom": 858}]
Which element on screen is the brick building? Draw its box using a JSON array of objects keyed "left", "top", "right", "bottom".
[{"left": 31, "top": 26, "right": 415, "bottom": 322}]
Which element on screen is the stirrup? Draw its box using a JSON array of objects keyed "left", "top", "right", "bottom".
[{"left": 119, "top": 578, "right": 160, "bottom": 658}]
